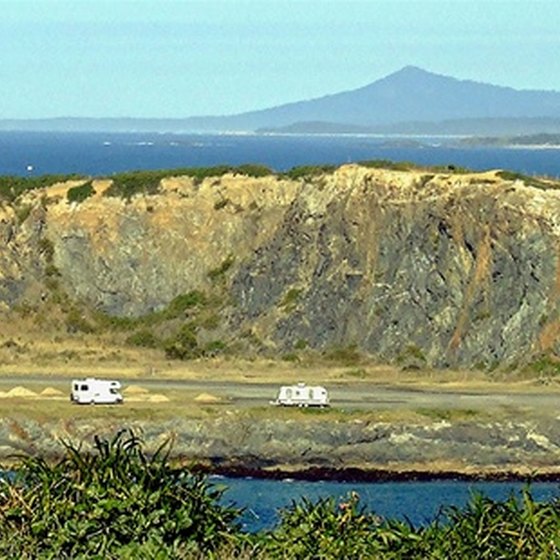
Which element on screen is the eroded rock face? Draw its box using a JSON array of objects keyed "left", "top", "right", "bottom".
[
  {"left": 2, "top": 166, "right": 560, "bottom": 367},
  {"left": 2, "top": 416, "right": 560, "bottom": 477}
]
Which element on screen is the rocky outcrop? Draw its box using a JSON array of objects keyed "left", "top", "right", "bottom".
[
  {"left": 2, "top": 416, "right": 560, "bottom": 478},
  {"left": 1, "top": 166, "right": 560, "bottom": 367}
]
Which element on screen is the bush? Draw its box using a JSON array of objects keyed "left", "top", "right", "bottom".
[
  {"left": 0, "top": 174, "right": 83, "bottom": 203},
  {"left": 126, "top": 328, "right": 160, "bottom": 348},
  {"left": 207, "top": 256, "right": 235, "bottom": 282},
  {"left": 284, "top": 165, "right": 336, "bottom": 180},
  {"left": 163, "top": 291, "right": 207, "bottom": 320},
  {"left": 323, "top": 344, "right": 363, "bottom": 366},
  {"left": 104, "top": 170, "right": 166, "bottom": 199},
  {"left": 265, "top": 493, "right": 383, "bottom": 559},
  {"left": 280, "top": 288, "right": 302, "bottom": 311},
  {"left": 429, "top": 490, "right": 560, "bottom": 559},
  {"left": 233, "top": 164, "right": 274, "bottom": 178},
  {"left": 164, "top": 322, "right": 201, "bottom": 360},
  {"left": 67, "top": 182, "right": 94, "bottom": 203},
  {"left": 0, "top": 430, "right": 241, "bottom": 558},
  {"left": 103, "top": 165, "right": 275, "bottom": 200}
]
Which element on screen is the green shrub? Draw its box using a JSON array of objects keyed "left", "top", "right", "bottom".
[
  {"left": 522, "top": 353, "right": 560, "bottom": 378},
  {"left": 14, "top": 203, "right": 32, "bottom": 224},
  {"left": 208, "top": 256, "right": 235, "bottom": 282},
  {"left": 103, "top": 165, "right": 274, "bottom": 200},
  {"left": 163, "top": 291, "right": 207, "bottom": 319},
  {"left": 396, "top": 344, "right": 427, "bottom": 370},
  {"left": 430, "top": 490, "right": 560, "bottom": 559},
  {"left": 37, "top": 237, "right": 55, "bottom": 262},
  {"left": 323, "top": 344, "right": 363, "bottom": 366},
  {"left": 65, "top": 307, "right": 95, "bottom": 334},
  {"left": 234, "top": 164, "right": 274, "bottom": 177},
  {"left": 357, "top": 159, "right": 413, "bottom": 171},
  {"left": 67, "top": 181, "right": 94, "bottom": 203},
  {"left": 202, "top": 339, "right": 227, "bottom": 356},
  {"left": 496, "top": 170, "right": 551, "bottom": 190},
  {"left": 126, "top": 328, "right": 160, "bottom": 348},
  {"left": 294, "top": 339, "right": 308, "bottom": 350},
  {"left": 265, "top": 493, "right": 383, "bottom": 559},
  {"left": 104, "top": 170, "right": 165, "bottom": 199},
  {"left": 280, "top": 288, "right": 303, "bottom": 313},
  {"left": 0, "top": 174, "right": 83, "bottom": 203},
  {"left": 0, "top": 430, "right": 241, "bottom": 557},
  {"left": 284, "top": 165, "right": 336, "bottom": 180},
  {"left": 164, "top": 322, "right": 201, "bottom": 360}
]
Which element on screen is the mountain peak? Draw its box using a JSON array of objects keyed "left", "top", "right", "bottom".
[
  {"left": 381, "top": 65, "right": 446, "bottom": 84},
  {"left": 394, "top": 65, "right": 430, "bottom": 75}
]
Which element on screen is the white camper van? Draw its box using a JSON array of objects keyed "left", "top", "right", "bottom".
[
  {"left": 271, "top": 382, "right": 330, "bottom": 408},
  {"left": 71, "top": 378, "right": 123, "bottom": 405}
]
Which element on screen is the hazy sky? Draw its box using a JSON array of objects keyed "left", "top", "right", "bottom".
[{"left": 3, "top": 0, "right": 560, "bottom": 119}]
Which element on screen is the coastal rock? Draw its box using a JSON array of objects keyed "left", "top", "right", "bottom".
[{"left": 1, "top": 416, "right": 560, "bottom": 478}]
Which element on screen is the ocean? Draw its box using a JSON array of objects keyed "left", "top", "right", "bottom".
[
  {"left": 1, "top": 131, "right": 560, "bottom": 178},
  {"left": 217, "top": 477, "right": 559, "bottom": 532}
]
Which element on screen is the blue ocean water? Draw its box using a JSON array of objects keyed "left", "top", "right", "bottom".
[
  {"left": 215, "top": 477, "right": 560, "bottom": 532},
  {"left": 1, "top": 131, "right": 560, "bottom": 177}
]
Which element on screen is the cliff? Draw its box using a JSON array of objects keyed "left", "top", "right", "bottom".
[{"left": 1, "top": 164, "right": 560, "bottom": 368}]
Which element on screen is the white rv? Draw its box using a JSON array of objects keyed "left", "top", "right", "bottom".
[
  {"left": 271, "top": 382, "right": 330, "bottom": 408},
  {"left": 71, "top": 378, "right": 123, "bottom": 405}
]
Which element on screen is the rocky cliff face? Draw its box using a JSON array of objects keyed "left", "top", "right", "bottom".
[
  {"left": 1, "top": 165, "right": 560, "bottom": 368},
  {"left": 2, "top": 415, "right": 560, "bottom": 478}
]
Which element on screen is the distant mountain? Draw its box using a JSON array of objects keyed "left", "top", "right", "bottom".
[{"left": 4, "top": 66, "right": 560, "bottom": 134}]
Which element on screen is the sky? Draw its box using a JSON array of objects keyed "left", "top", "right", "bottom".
[{"left": 2, "top": 0, "right": 560, "bottom": 119}]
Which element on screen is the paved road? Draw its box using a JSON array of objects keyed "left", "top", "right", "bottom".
[{"left": 1, "top": 374, "right": 558, "bottom": 412}]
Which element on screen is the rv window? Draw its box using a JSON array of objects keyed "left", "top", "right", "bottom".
[
  {"left": 81, "top": 384, "right": 88, "bottom": 391},
  {"left": 110, "top": 388, "right": 118, "bottom": 394},
  {"left": 286, "top": 388, "right": 292, "bottom": 398},
  {"left": 73, "top": 383, "right": 78, "bottom": 391}
]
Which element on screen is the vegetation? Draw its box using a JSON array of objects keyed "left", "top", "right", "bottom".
[
  {"left": 1, "top": 432, "right": 560, "bottom": 558},
  {"left": 66, "top": 181, "right": 94, "bottom": 203},
  {"left": 283, "top": 164, "right": 336, "bottom": 180},
  {"left": 0, "top": 174, "right": 83, "bottom": 203},
  {"left": 0, "top": 430, "right": 240, "bottom": 558},
  {"left": 103, "top": 164, "right": 274, "bottom": 199},
  {"left": 322, "top": 344, "right": 364, "bottom": 366},
  {"left": 357, "top": 159, "right": 473, "bottom": 174},
  {"left": 521, "top": 352, "right": 560, "bottom": 380},
  {"left": 207, "top": 256, "right": 235, "bottom": 282},
  {"left": 496, "top": 170, "right": 554, "bottom": 190},
  {"left": 280, "top": 287, "right": 303, "bottom": 312}
]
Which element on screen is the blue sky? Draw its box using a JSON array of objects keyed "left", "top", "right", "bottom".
[{"left": 2, "top": 0, "right": 560, "bottom": 119}]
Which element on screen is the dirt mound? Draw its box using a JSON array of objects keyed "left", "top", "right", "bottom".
[
  {"left": 194, "top": 392, "right": 222, "bottom": 404},
  {"left": 123, "top": 385, "right": 149, "bottom": 395},
  {"left": 7, "top": 386, "right": 37, "bottom": 398},
  {"left": 148, "top": 394, "right": 170, "bottom": 403},
  {"left": 41, "top": 387, "right": 65, "bottom": 397}
]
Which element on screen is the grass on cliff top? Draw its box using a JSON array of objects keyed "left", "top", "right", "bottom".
[
  {"left": 0, "top": 174, "right": 86, "bottom": 202},
  {"left": 6, "top": 159, "right": 558, "bottom": 204}
]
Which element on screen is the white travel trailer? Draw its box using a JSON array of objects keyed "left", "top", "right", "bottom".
[
  {"left": 271, "top": 382, "right": 330, "bottom": 408},
  {"left": 71, "top": 378, "right": 123, "bottom": 405}
]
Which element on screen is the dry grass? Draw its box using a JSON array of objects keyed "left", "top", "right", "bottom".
[{"left": 1, "top": 333, "right": 558, "bottom": 395}]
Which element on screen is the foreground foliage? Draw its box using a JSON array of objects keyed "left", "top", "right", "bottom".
[
  {"left": 0, "top": 430, "right": 240, "bottom": 559},
  {"left": 1, "top": 432, "right": 560, "bottom": 558}
]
